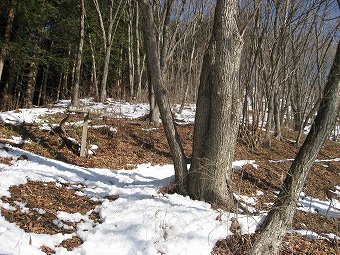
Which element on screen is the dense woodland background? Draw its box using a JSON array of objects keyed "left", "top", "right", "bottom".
[
  {"left": 0, "top": 0, "right": 339, "bottom": 144},
  {"left": 1, "top": 1, "right": 340, "bottom": 254}
]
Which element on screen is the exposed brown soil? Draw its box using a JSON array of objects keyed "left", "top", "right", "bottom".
[{"left": 0, "top": 114, "right": 340, "bottom": 254}]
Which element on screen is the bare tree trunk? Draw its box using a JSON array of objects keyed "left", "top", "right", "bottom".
[
  {"left": 241, "top": 84, "right": 249, "bottom": 127},
  {"left": 15, "top": 74, "right": 23, "bottom": 109},
  {"left": 188, "top": 0, "right": 243, "bottom": 210},
  {"left": 148, "top": 79, "right": 160, "bottom": 126},
  {"left": 94, "top": 0, "right": 124, "bottom": 103},
  {"left": 137, "top": 54, "right": 145, "bottom": 101},
  {"left": 128, "top": 2, "right": 135, "bottom": 100},
  {"left": 38, "top": 65, "right": 49, "bottom": 106},
  {"left": 140, "top": 0, "right": 188, "bottom": 194},
  {"left": 159, "top": 0, "right": 174, "bottom": 73},
  {"left": 71, "top": 0, "right": 85, "bottom": 107},
  {"left": 115, "top": 48, "right": 123, "bottom": 98},
  {"left": 88, "top": 32, "right": 99, "bottom": 101},
  {"left": 273, "top": 93, "right": 282, "bottom": 139},
  {"left": 63, "top": 70, "right": 70, "bottom": 99},
  {"left": 100, "top": 46, "right": 111, "bottom": 102},
  {"left": 0, "top": 0, "right": 16, "bottom": 81},
  {"left": 1, "top": 59, "right": 15, "bottom": 110},
  {"left": 56, "top": 72, "right": 63, "bottom": 101},
  {"left": 249, "top": 41, "right": 340, "bottom": 255},
  {"left": 265, "top": 93, "right": 274, "bottom": 145},
  {"left": 179, "top": 42, "right": 195, "bottom": 114},
  {"left": 23, "top": 61, "right": 38, "bottom": 108},
  {"left": 135, "top": 1, "right": 142, "bottom": 101},
  {"left": 61, "top": 46, "right": 71, "bottom": 99},
  {"left": 143, "top": 14, "right": 160, "bottom": 126}
]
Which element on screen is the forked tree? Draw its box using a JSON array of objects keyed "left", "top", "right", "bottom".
[
  {"left": 188, "top": 0, "right": 243, "bottom": 209},
  {"left": 92, "top": 0, "right": 125, "bottom": 103},
  {"left": 140, "top": 0, "right": 244, "bottom": 210}
]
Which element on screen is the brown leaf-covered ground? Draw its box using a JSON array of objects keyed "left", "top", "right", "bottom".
[
  {"left": 213, "top": 233, "right": 339, "bottom": 255},
  {"left": 0, "top": 180, "right": 105, "bottom": 253},
  {"left": 0, "top": 113, "right": 339, "bottom": 254}
]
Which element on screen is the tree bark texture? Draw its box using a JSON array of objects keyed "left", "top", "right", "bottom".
[
  {"left": 135, "top": 1, "right": 142, "bottom": 101},
  {"left": 23, "top": 60, "right": 38, "bottom": 108},
  {"left": 71, "top": 0, "right": 85, "bottom": 107},
  {"left": 1, "top": 58, "right": 15, "bottom": 110},
  {"left": 188, "top": 0, "right": 243, "bottom": 210},
  {"left": 139, "top": 0, "right": 188, "bottom": 194},
  {"left": 249, "top": 41, "right": 340, "bottom": 255},
  {"left": 88, "top": 32, "right": 99, "bottom": 101},
  {"left": 147, "top": 78, "right": 160, "bottom": 126},
  {"left": 128, "top": 5, "right": 135, "bottom": 100},
  {"left": 38, "top": 64, "right": 49, "bottom": 106}
]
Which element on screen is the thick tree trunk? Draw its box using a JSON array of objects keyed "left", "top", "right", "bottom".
[
  {"left": 140, "top": 0, "right": 188, "bottom": 194},
  {"left": 147, "top": 79, "right": 160, "bottom": 126},
  {"left": 1, "top": 59, "right": 15, "bottom": 110},
  {"left": 0, "top": 0, "right": 16, "bottom": 81},
  {"left": 71, "top": 0, "right": 85, "bottom": 107},
  {"left": 249, "top": 41, "right": 340, "bottom": 255},
  {"left": 188, "top": 0, "right": 243, "bottom": 210},
  {"left": 99, "top": 46, "right": 111, "bottom": 102}
]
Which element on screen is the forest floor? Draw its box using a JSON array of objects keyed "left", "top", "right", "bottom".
[{"left": 0, "top": 100, "right": 339, "bottom": 254}]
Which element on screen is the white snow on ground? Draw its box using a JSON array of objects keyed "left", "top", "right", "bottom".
[
  {"left": 270, "top": 158, "right": 340, "bottom": 163},
  {"left": 232, "top": 160, "right": 258, "bottom": 171},
  {"left": 0, "top": 99, "right": 339, "bottom": 254},
  {"left": 0, "top": 99, "right": 196, "bottom": 129},
  {"left": 173, "top": 105, "right": 196, "bottom": 124},
  {"left": 0, "top": 107, "right": 65, "bottom": 125},
  {"left": 57, "top": 98, "right": 151, "bottom": 120},
  {"left": 297, "top": 192, "right": 340, "bottom": 218},
  {"left": 0, "top": 145, "right": 262, "bottom": 255},
  {"left": 289, "top": 229, "right": 323, "bottom": 240},
  {"left": 0, "top": 136, "right": 31, "bottom": 145}
]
